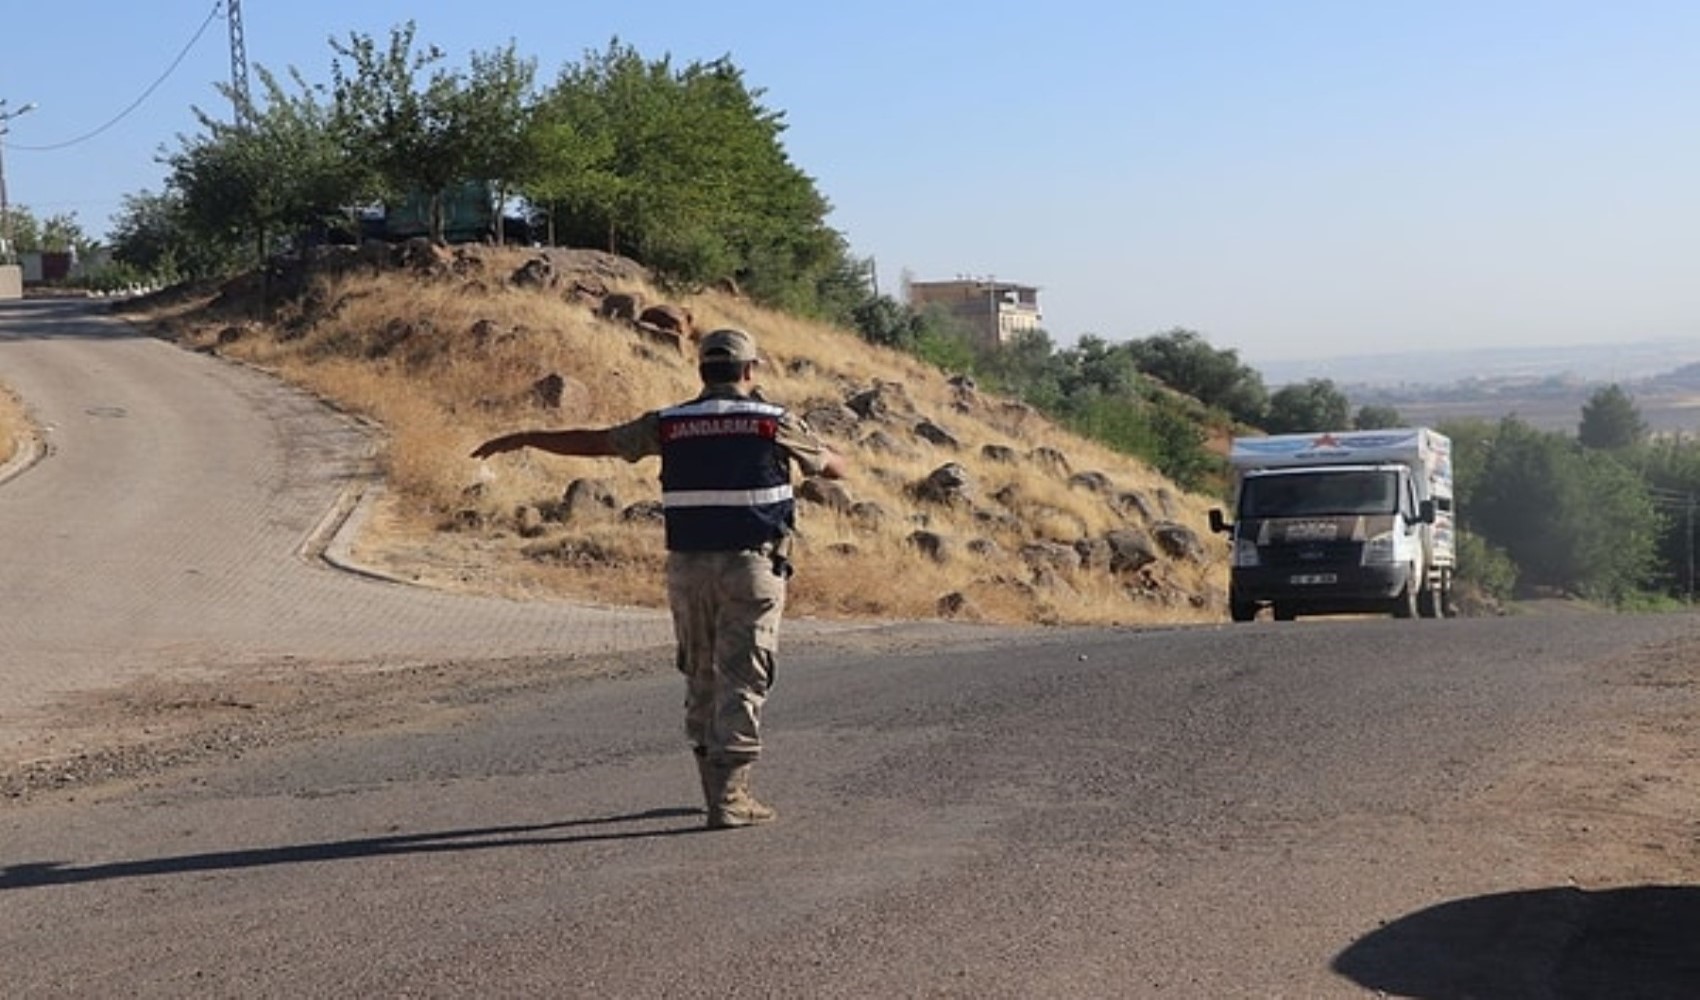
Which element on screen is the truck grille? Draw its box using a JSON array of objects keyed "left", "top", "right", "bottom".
[{"left": 1262, "top": 541, "right": 1362, "bottom": 568}]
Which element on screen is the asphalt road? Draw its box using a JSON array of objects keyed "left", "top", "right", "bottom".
[
  {"left": 0, "top": 299, "right": 682, "bottom": 760},
  {"left": 3, "top": 299, "right": 1699, "bottom": 998}
]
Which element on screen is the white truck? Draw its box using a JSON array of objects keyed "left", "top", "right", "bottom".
[{"left": 1208, "top": 427, "right": 1456, "bottom": 621}]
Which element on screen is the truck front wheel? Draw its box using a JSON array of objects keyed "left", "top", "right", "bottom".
[{"left": 1230, "top": 598, "right": 1258, "bottom": 622}]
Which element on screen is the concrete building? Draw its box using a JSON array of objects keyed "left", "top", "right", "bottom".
[{"left": 907, "top": 278, "right": 1043, "bottom": 346}]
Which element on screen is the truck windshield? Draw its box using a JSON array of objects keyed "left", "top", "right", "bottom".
[{"left": 1240, "top": 470, "right": 1399, "bottom": 518}]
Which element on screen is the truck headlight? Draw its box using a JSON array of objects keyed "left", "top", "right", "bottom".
[
  {"left": 1232, "top": 539, "right": 1260, "bottom": 567},
  {"left": 1361, "top": 531, "right": 1396, "bottom": 565}
]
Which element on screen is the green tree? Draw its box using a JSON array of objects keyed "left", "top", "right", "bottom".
[
  {"left": 456, "top": 43, "right": 540, "bottom": 243},
  {"left": 1453, "top": 529, "right": 1518, "bottom": 603},
  {"left": 1063, "top": 335, "right": 1143, "bottom": 400},
  {"left": 329, "top": 23, "right": 534, "bottom": 242},
  {"left": 1470, "top": 417, "right": 1659, "bottom": 602},
  {"left": 850, "top": 293, "right": 919, "bottom": 349},
  {"left": 0, "top": 206, "right": 95, "bottom": 257},
  {"left": 1624, "top": 433, "right": 1700, "bottom": 599},
  {"left": 168, "top": 65, "right": 361, "bottom": 270},
  {"left": 529, "top": 41, "right": 845, "bottom": 314},
  {"left": 971, "top": 328, "right": 1062, "bottom": 404},
  {"left": 1353, "top": 403, "right": 1403, "bottom": 429},
  {"left": 1578, "top": 383, "right": 1646, "bottom": 450},
  {"left": 109, "top": 189, "right": 244, "bottom": 279},
  {"left": 1264, "top": 378, "right": 1351, "bottom": 433},
  {"left": 1436, "top": 417, "right": 1498, "bottom": 515},
  {"left": 1124, "top": 328, "right": 1267, "bottom": 425}
]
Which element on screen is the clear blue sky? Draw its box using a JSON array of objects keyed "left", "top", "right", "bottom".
[{"left": 3, "top": 1, "right": 1697, "bottom": 365}]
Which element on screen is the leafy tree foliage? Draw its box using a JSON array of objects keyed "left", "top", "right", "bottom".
[
  {"left": 108, "top": 190, "right": 244, "bottom": 280},
  {"left": 850, "top": 293, "right": 922, "bottom": 350},
  {"left": 1352, "top": 403, "right": 1403, "bottom": 429},
  {"left": 1467, "top": 417, "right": 1659, "bottom": 602},
  {"left": 529, "top": 41, "right": 845, "bottom": 316},
  {"left": 1064, "top": 335, "right": 1146, "bottom": 401},
  {"left": 167, "top": 65, "right": 360, "bottom": 269},
  {"left": 1264, "top": 378, "right": 1351, "bottom": 433},
  {"left": 1578, "top": 383, "right": 1646, "bottom": 450},
  {"left": 0, "top": 205, "right": 97, "bottom": 257},
  {"left": 1623, "top": 434, "right": 1700, "bottom": 599},
  {"left": 969, "top": 328, "right": 1063, "bottom": 404},
  {"left": 328, "top": 24, "right": 536, "bottom": 242},
  {"left": 1435, "top": 417, "right": 1498, "bottom": 515},
  {"left": 1123, "top": 328, "right": 1267, "bottom": 425},
  {"left": 1453, "top": 529, "right": 1518, "bottom": 603}
]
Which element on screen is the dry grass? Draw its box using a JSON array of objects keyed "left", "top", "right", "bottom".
[
  {"left": 0, "top": 381, "right": 27, "bottom": 467},
  {"left": 133, "top": 247, "right": 1228, "bottom": 626}
]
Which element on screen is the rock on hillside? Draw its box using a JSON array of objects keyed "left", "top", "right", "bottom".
[{"left": 141, "top": 243, "right": 1229, "bottom": 626}]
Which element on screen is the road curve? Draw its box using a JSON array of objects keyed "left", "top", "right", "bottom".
[
  {"left": 5, "top": 302, "right": 1700, "bottom": 997},
  {"left": 0, "top": 300, "right": 683, "bottom": 758}
]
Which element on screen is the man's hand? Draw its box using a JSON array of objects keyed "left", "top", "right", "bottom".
[{"left": 470, "top": 433, "right": 527, "bottom": 460}]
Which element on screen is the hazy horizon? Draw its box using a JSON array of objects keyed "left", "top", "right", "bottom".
[
  {"left": 4, "top": 2, "right": 1697, "bottom": 362},
  {"left": 1251, "top": 335, "right": 1700, "bottom": 389}
]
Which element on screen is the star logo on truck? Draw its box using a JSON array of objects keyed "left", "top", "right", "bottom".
[{"left": 1311, "top": 433, "right": 1341, "bottom": 448}]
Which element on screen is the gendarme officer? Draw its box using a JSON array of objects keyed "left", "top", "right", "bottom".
[{"left": 471, "top": 328, "right": 847, "bottom": 828}]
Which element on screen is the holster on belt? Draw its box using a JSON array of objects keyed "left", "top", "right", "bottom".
[{"left": 769, "top": 533, "right": 794, "bottom": 579}]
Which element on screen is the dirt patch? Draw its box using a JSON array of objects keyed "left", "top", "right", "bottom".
[
  {"left": 0, "top": 621, "right": 1032, "bottom": 806},
  {"left": 1473, "top": 634, "right": 1700, "bottom": 885},
  {"left": 0, "top": 651, "right": 657, "bottom": 805}
]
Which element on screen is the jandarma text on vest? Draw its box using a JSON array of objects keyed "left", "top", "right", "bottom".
[{"left": 661, "top": 416, "right": 779, "bottom": 442}]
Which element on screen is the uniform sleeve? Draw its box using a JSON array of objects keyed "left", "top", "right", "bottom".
[
  {"left": 775, "top": 411, "right": 833, "bottom": 477},
  {"left": 605, "top": 412, "right": 662, "bottom": 462}
]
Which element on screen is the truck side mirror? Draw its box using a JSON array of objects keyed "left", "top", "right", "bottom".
[
  {"left": 1208, "top": 508, "right": 1230, "bottom": 534},
  {"left": 1418, "top": 499, "right": 1436, "bottom": 524}
]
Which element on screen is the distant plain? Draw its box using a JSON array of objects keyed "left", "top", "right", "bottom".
[{"left": 1258, "top": 337, "right": 1700, "bottom": 436}]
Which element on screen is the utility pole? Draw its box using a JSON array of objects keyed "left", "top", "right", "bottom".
[
  {"left": 1686, "top": 492, "right": 1694, "bottom": 605},
  {"left": 227, "top": 0, "right": 252, "bottom": 124},
  {"left": 0, "top": 99, "right": 39, "bottom": 264}
]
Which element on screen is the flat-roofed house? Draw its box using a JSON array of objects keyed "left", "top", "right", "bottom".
[{"left": 907, "top": 278, "right": 1042, "bottom": 346}]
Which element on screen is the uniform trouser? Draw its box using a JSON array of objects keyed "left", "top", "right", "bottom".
[{"left": 666, "top": 548, "right": 786, "bottom": 764}]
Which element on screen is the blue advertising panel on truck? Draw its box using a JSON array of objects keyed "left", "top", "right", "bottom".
[{"left": 1208, "top": 428, "right": 1456, "bottom": 622}]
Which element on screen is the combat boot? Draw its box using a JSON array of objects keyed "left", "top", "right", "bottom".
[{"left": 707, "top": 761, "right": 777, "bottom": 830}]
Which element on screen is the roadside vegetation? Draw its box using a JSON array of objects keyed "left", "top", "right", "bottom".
[
  {"left": 1434, "top": 385, "right": 1700, "bottom": 610},
  {"left": 0, "top": 382, "right": 25, "bottom": 466},
  {"left": 129, "top": 249, "right": 1224, "bottom": 625},
  {"left": 42, "top": 19, "right": 1689, "bottom": 618}
]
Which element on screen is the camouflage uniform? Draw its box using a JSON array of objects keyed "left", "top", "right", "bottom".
[{"left": 607, "top": 387, "right": 833, "bottom": 771}]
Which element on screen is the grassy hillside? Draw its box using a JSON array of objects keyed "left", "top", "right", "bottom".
[{"left": 124, "top": 244, "right": 1228, "bottom": 626}]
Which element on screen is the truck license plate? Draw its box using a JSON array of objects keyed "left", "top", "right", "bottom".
[{"left": 1290, "top": 573, "right": 1337, "bottom": 585}]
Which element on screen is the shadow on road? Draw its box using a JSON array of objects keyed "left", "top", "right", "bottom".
[
  {"left": 0, "top": 807, "right": 707, "bottom": 890},
  {"left": 1333, "top": 885, "right": 1700, "bottom": 998},
  {"left": 0, "top": 298, "right": 151, "bottom": 341}
]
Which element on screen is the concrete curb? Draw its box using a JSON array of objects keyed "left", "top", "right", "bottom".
[
  {"left": 0, "top": 425, "right": 45, "bottom": 487},
  {"left": 302, "top": 481, "right": 430, "bottom": 588},
  {"left": 184, "top": 348, "right": 418, "bottom": 589}
]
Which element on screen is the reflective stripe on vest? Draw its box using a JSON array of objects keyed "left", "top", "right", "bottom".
[
  {"left": 663, "top": 485, "right": 794, "bottom": 508},
  {"left": 657, "top": 395, "right": 793, "bottom": 552}
]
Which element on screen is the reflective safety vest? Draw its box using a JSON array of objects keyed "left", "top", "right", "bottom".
[{"left": 658, "top": 396, "right": 794, "bottom": 552}]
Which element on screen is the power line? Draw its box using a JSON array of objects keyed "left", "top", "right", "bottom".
[{"left": 8, "top": 2, "right": 224, "bottom": 153}]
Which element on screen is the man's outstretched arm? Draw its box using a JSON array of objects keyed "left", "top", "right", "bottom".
[{"left": 470, "top": 428, "right": 620, "bottom": 460}]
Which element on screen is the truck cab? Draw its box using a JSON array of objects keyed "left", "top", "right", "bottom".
[{"left": 1209, "top": 429, "right": 1455, "bottom": 622}]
